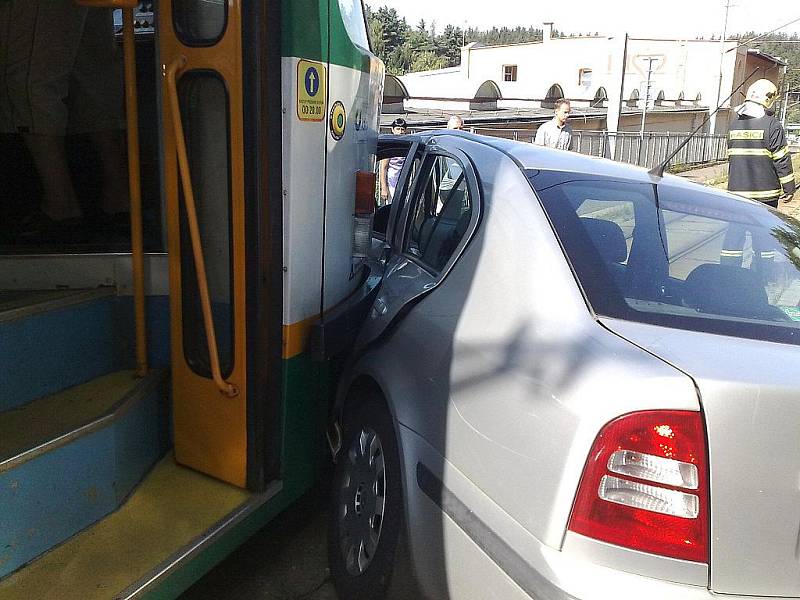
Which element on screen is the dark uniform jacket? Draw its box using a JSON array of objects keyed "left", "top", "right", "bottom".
[{"left": 727, "top": 113, "right": 796, "bottom": 204}]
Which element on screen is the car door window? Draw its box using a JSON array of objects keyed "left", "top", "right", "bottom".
[
  {"left": 374, "top": 150, "right": 420, "bottom": 239},
  {"left": 404, "top": 154, "right": 472, "bottom": 272}
]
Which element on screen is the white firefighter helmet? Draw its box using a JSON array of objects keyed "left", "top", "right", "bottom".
[{"left": 745, "top": 79, "right": 779, "bottom": 109}]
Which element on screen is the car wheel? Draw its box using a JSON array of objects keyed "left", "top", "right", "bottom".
[{"left": 328, "top": 396, "right": 407, "bottom": 600}]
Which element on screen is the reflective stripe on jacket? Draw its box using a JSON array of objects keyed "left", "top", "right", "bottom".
[{"left": 727, "top": 114, "right": 796, "bottom": 202}]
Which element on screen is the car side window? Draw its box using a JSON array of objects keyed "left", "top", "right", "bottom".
[
  {"left": 374, "top": 152, "right": 420, "bottom": 238},
  {"left": 404, "top": 154, "right": 472, "bottom": 272}
]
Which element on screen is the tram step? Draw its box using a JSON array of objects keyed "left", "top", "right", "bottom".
[
  {"left": 0, "top": 455, "right": 268, "bottom": 600},
  {"left": 0, "top": 369, "right": 168, "bottom": 580},
  {"left": 0, "top": 287, "right": 125, "bottom": 412}
]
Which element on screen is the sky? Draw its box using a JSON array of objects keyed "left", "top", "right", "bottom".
[{"left": 368, "top": 0, "right": 800, "bottom": 40}]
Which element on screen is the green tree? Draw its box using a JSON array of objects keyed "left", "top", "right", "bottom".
[
  {"left": 744, "top": 33, "right": 800, "bottom": 123},
  {"left": 411, "top": 51, "right": 449, "bottom": 72},
  {"left": 408, "top": 28, "right": 434, "bottom": 54},
  {"left": 373, "top": 6, "right": 409, "bottom": 56},
  {"left": 386, "top": 44, "right": 412, "bottom": 75},
  {"left": 365, "top": 4, "right": 412, "bottom": 74},
  {"left": 437, "top": 24, "right": 464, "bottom": 66}
]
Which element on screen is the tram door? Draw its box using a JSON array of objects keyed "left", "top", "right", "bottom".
[{"left": 159, "top": 0, "right": 250, "bottom": 487}]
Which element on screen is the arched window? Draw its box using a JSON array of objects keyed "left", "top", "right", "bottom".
[
  {"left": 474, "top": 80, "right": 502, "bottom": 102},
  {"left": 695, "top": 92, "right": 703, "bottom": 106},
  {"left": 591, "top": 87, "right": 608, "bottom": 108},
  {"left": 627, "top": 88, "right": 640, "bottom": 108},
  {"left": 654, "top": 90, "right": 666, "bottom": 106},
  {"left": 471, "top": 80, "right": 501, "bottom": 111},
  {"left": 383, "top": 75, "right": 409, "bottom": 105},
  {"left": 543, "top": 83, "right": 565, "bottom": 109}
]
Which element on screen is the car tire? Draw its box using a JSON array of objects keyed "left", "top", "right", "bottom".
[{"left": 328, "top": 394, "right": 412, "bottom": 600}]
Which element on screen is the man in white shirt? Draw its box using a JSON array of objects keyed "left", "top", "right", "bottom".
[
  {"left": 534, "top": 98, "right": 573, "bottom": 151},
  {"left": 447, "top": 115, "right": 464, "bottom": 130}
]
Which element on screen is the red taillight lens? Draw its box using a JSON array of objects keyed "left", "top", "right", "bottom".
[
  {"left": 355, "top": 171, "right": 376, "bottom": 215},
  {"left": 568, "top": 410, "right": 709, "bottom": 563}
]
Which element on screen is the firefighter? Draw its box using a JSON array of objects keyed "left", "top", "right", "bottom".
[{"left": 727, "top": 79, "right": 796, "bottom": 208}]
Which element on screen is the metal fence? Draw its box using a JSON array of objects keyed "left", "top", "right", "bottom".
[
  {"left": 572, "top": 131, "right": 729, "bottom": 168},
  {"left": 467, "top": 127, "right": 728, "bottom": 169}
]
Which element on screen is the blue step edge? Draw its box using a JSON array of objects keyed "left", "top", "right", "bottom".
[
  {"left": 0, "top": 296, "right": 123, "bottom": 412},
  {"left": 0, "top": 370, "right": 169, "bottom": 579},
  {"left": 0, "top": 294, "right": 172, "bottom": 413}
]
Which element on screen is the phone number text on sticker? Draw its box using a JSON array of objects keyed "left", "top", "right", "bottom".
[{"left": 297, "top": 60, "right": 326, "bottom": 122}]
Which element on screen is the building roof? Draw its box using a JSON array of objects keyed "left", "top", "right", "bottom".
[{"left": 746, "top": 48, "right": 788, "bottom": 67}]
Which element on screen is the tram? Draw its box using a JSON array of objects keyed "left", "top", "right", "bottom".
[{"left": 0, "top": 1, "right": 382, "bottom": 597}]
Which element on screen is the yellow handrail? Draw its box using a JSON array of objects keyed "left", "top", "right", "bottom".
[
  {"left": 123, "top": 8, "right": 148, "bottom": 378},
  {"left": 74, "top": 2, "right": 147, "bottom": 377},
  {"left": 165, "top": 56, "right": 238, "bottom": 398}
]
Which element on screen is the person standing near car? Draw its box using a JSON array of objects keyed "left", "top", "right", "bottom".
[
  {"left": 447, "top": 115, "right": 464, "bottom": 130},
  {"left": 534, "top": 98, "right": 573, "bottom": 151},
  {"left": 379, "top": 117, "right": 408, "bottom": 205},
  {"left": 727, "top": 79, "right": 796, "bottom": 208}
]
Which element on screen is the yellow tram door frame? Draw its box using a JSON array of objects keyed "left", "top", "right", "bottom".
[{"left": 159, "top": 0, "right": 249, "bottom": 487}]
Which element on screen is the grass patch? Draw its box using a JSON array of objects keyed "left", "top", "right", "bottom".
[
  {"left": 705, "top": 153, "right": 800, "bottom": 189},
  {"left": 667, "top": 161, "right": 726, "bottom": 175}
]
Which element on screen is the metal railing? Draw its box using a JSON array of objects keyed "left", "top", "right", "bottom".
[
  {"left": 571, "top": 131, "right": 729, "bottom": 168},
  {"left": 466, "top": 127, "right": 729, "bottom": 169},
  {"left": 388, "top": 124, "right": 730, "bottom": 169}
]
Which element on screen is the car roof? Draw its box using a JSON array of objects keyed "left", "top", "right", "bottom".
[{"left": 381, "top": 130, "right": 717, "bottom": 195}]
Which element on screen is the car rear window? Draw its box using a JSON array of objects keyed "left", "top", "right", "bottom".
[{"left": 530, "top": 172, "right": 800, "bottom": 346}]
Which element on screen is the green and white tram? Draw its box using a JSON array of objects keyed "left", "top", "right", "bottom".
[{"left": 0, "top": 0, "right": 382, "bottom": 597}]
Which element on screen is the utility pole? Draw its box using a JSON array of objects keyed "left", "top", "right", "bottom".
[
  {"left": 638, "top": 57, "right": 658, "bottom": 165},
  {"left": 780, "top": 65, "right": 789, "bottom": 126},
  {"left": 784, "top": 91, "right": 799, "bottom": 127},
  {"left": 711, "top": 0, "right": 732, "bottom": 134},
  {"left": 607, "top": 33, "right": 628, "bottom": 161}
]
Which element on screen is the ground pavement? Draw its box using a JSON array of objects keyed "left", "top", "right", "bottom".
[
  {"left": 179, "top": 488, "right": 337, "bottom": 600},
  {"left": 677, "top": 155, "right": 800, "bottom": 219}
]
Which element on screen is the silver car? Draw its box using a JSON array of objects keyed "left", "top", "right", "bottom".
[{"left": 326, "top": 131, "right": 800, "bottom": 599}]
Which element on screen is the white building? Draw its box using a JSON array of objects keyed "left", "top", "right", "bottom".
[{"left": 397, "top": 23, "right": 786, "bottom": 135}]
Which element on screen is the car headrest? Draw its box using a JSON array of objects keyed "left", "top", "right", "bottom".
[
  {"left": 580, "top": 218, "right": 627, "bottom": 264},
  {"left": 684, "top": 263, "right": 769, "bottom": 318},
  {"left": 441, "top": 187, "right": 466, "bottom": 220}
]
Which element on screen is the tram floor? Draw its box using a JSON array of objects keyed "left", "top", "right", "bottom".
[{"left": 180, "top": 484, "right": 337, "bottom": 600}]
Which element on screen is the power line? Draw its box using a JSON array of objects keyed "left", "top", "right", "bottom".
[{"left": 727, "top": 14, "right": 800, "bottom": 51}]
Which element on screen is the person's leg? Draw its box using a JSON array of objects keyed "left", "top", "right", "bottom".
[
  {"left": 21, "top": 134, "right": 81, "bottom": 220},
  {"left": 2, "top": 1, "right": 88, "bottom": 222},
  {"left": 90, "top": 129, "right": 130, "bottom": 215}
]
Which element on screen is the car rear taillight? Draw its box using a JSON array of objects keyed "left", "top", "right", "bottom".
[
  {"left": 353, "top": 171, "right": 376, "bottom": 259},
  {"left": 568, "top": 410, "right": 708, "bottom": 563}
]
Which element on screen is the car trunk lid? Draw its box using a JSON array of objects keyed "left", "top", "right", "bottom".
[{"left": 601, "top": 317, "right": 800, "bottom": 597}]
